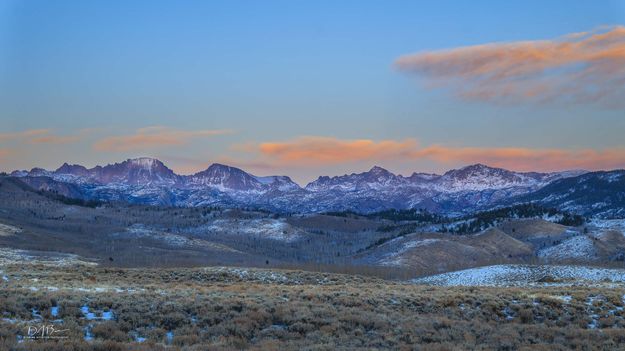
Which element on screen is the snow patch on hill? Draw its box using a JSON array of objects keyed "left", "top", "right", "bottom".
[
  {"left": 378, "top": 239, "right": 441, "bottom": 266},
  {"left": 207, "top": 218, "right": 302, "bottom": 242},
  {"left": 591, "top": 218, "right": 625, "bottom": 235},
  {"left": 413, "top": 264, "right": 625, "bottom": 287},
  {"left": 537, "top": 235, "right": 598, "bottom": 261},
  {"left": 113, "top": 225, "right": 241, "bottom": 252},
  {"left": 0, "top": 223, "right": 22, "bottom": 237},
  {"left": 0, "top": 248, "right": 96, "bottom": 267}
]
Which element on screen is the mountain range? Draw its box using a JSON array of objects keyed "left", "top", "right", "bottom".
[{"left": 7, "top": 157, "right": 624, "bottom": 217}]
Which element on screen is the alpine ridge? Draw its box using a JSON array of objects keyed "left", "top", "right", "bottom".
[{"left": 9, "top": 157, "right": 618, "bottom": 216}]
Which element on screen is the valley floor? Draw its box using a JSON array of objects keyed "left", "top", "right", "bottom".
[{"left": 1, "top": 258, "right": 625, "bottom": 350}]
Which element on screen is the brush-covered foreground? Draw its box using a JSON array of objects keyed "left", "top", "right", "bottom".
[{"left": 1, "top": 262, "right": 625, "bottom": 351}]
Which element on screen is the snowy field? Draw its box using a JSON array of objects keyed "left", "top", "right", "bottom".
[
  {"left": 0, "top": 222, "right": 21, "bottom": 237},
  {"left": 0, "top": 247, "right": 96, "bottom": 267},
  {"left": 413, "top": 264, "right": 625, "bottom": 287}
]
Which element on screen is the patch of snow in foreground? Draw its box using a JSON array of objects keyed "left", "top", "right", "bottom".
[
  {"left": 84, "top": 326, "right": 93, "bottom": 341},
  {"left": 81, "top": 305, "right": 114, "bottom": 321},
  {"left": 413, "top": 264, "right": 625, "bottom": 287}
]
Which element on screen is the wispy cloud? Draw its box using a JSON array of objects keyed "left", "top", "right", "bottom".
[
  {"left": 412, "top": 145, "right": 625, "bottom": 172},
  {"left": 0, "top": 129, "right": 50, "bottom": 142},
  {"left": 0, "top": 129, "right": 86, "bottom": 145},
  {"left": 242, "top": 136, "right": 625, "bottom": 171},
  {"left": 93, "top": 126, "right": 233, "bottom": 152},
  {"left": 255, "top": 136, "right": 418, "bottom": 165},
  {"left": 395, "top": 25, "right": 625, "bottom": 107},
  {"left": 0, "top": 149, "right": 10, "bottom": 160},
  {"left": 28, "top": 135, "right": 82, "bottom": 144}
]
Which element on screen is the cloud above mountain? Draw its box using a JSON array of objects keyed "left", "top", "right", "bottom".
[
  {"left": 245, "top": 136, "right": 625, "bottom": 172},
  {"left": 0, "top": 129, "right": 86, "bottom": 145},
  {"left": 255, "top": 137, "right": 418, "bottom": 165},
  {"left": 413, "top": 145, "right": 625, "bottom": 171},
  {"left": 395, "top": 25, "right": 625, "bottom": 107},
  {"left": 0, "top": 149, "right": 10, "bottom": 160},
  {"left": 93, "top": 126, "right": 233, "bottom": 152}
]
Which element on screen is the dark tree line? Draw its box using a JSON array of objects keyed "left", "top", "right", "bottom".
[
  {"left": 324, "top": 208, "right": 445, "bottom": 223},
  {"left": 445, "top": 203, "right": 585, "bottom": 234}
]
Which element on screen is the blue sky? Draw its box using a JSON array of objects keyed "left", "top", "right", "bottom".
[{"left": 1, "top": 0, "right": 625, "bottom": 183}]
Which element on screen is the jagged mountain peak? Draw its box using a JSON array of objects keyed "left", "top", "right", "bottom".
[
  {"left": 409, "top": 172, "right": 440, "bottom": 181},
  {"left": 203, "top": 163, "right": 245, "bottom": 173},
  {"left": 188, "top": 163, "right": 263, "bottom": 191},
  {"left": 444, "top": 163, "right": 508, "bottom": 177},
  {"left": 55, "top": 163, "right": 89, "bottom": 175},
  {"left": 93, "top": 157, "right": 178, "bottom": 185},
  {"left": 28, "top": 167, "right": 50, "bottom": 176},
  {"left": 305, "top": 166, "right": 403, "bottom": 192},
  {"left": 8, "top": 159, "right": 596, "bottom": 214},
  {"left": 125, "top": 157, "right": 163, "bottom": 168},
  {"left": 369, "top": 165, "right": 391, "bottom": 174},
  {"left": 254, "top": 175, "right": 301, "bottom": 192},
  {"left": 115, "top": 157, "right": 174, "bottom": 174}
]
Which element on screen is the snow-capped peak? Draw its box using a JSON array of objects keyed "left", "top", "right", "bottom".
[
  {"left": 9, "top": 159, "right": 593, "bottom": 214},
  {"left": 127, "top": 157, "right": 159, "bottom": 168}
]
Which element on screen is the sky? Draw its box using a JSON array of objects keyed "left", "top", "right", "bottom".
[{"left": 1, "top": 0, "right": 625, "bottom": 184}]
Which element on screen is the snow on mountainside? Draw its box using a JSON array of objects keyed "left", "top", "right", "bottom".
[
  {"left": 254, "top": 176, "right": 301, "bottom": 192},
  {"left": 28, "top": 158, "right": 180, "bottom": 185},
  {"left": 186, "top": 163, "right": 265, "bottom": 192},
  {"left": 98, "top": 158, "right": 179, "bottom": 185},
  {"left": 305, "top": 166, "right": 405, "bottom": 192},
  {"left": 7, "top": 158, "right": 592, "bottom": 214},
  {"left": 436, "top": 164, "right": 549, "bottom": 192},
  {"left": 306, "top": 164, "right": 578, "bottom": 193},
  {"left": 510, "top": 170, "right": 625, "bottom": 218}
]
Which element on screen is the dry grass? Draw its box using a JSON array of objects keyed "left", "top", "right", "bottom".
[{"left": 1, "top": 264, "right": 624, "bottom": 350}]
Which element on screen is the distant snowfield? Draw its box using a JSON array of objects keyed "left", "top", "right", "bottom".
[
  {"left": 537, "top": 235, "right": 598, "bottom": 261},
  {"left": 591, "top": 218, "right": 625, "bottom": 235},
  {"left": 0, "top": 223, "right": 21, "bottom": 237},
  {"left": 378, "top": 239, "right": 441, "bottom": 266},
  {"left": 114, "top": 225, "right": 242, "bottom": 252},
  {"left": 413, "top": 264, "right": 625, "bottom": 287},
  {"left": 0, "top": 247, "right": 96, "bottom": 267},
  {"left": 206, "top": 218, "right": 302, "bottom": 242}
]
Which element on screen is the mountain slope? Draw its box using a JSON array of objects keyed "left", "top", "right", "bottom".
[
  {"left": 511, "top": 170, "right": 625, "bottom": 218},
  {"left": 5, "top": 158, "right": 597, "bottom": 214}
]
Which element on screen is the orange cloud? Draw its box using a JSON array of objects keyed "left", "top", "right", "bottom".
[
  {"left": 28, "top": 135, "right": 82, "bottom": 144},
  {"left": 413, "top": 145, "right": 625, "bottom": 172},
  {"left": 0, "top": 149, "right": 10, "bottom": 160},
  {"left": 257, "top": 136, "right": 418, "bottom": 165},
  {"left": 0, "top": 129, "right": 86, "bottom": 145},
  {"left": 246, "top": 136, "right": 625, "bottom": 171},
  {"left": 0, "top": 129, "right": 50, "bottom": 142},
  {"left": 94, "top": 126, "right": 233, "bottom": 152},
  {"left": 395, "top": 25, "right": 625, "bottom": 106}
]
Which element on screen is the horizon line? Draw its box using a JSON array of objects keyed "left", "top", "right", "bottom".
[{"left": 2, "top": 156, "right": 607, "bottom": 187}]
